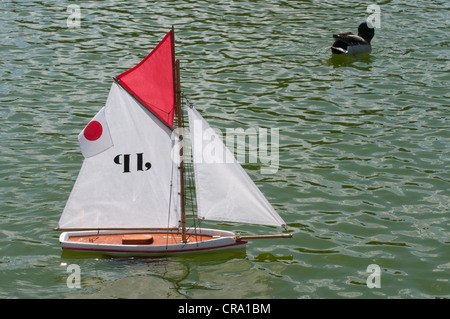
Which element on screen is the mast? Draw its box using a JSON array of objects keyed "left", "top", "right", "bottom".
[{"left": 172, "top": 27, "right": 187, "bottom": 243}]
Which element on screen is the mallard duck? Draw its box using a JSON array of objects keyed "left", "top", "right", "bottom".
[{"left": 328, "top": 22, "right": 375, "bottom": 55}]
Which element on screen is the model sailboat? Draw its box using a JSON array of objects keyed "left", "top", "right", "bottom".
[{"left": 56, "top": 28, "right": 291, "bottom": 256}]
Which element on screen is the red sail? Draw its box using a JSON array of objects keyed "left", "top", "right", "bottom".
[{"left": 116, "top": 30, "right": 175, "bottom": 128}]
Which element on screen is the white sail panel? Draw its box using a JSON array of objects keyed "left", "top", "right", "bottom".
[
  {"left": 188, "top": 106, "right": 286, "bottom": 228},
  {"left": 58, "top": 82, "right": 180, "bottom": 229}
]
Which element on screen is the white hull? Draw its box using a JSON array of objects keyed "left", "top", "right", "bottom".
[{"left": 59, "top": 228, "right": 246, "bottom": 256}]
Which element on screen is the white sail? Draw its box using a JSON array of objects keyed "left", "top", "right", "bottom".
[
  {"left": 187, "top": 106, "right": 286, "bottom": 228},
  {"left": 58, "top": 82, "right": 180, "bottom": 229}
]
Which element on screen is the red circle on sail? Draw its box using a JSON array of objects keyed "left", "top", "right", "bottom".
[{"left": 84, "top": 121, "right": 103, "bottom": 141}]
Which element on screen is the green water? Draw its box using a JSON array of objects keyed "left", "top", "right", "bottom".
[{"left": 1, "top": 0, "right": 449, "bottom": 299}]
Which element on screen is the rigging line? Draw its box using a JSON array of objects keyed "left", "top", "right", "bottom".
[
  {"left": 184, "top": 161, "right": 198, "bottom": 244},
  {"left": 180, "top": 93, "right": 194, "bottom": 243},
  {"left": 165, "top": 135, "right": 177, "bottom": 249},
  {"left": 187, "top": 149, "right": 198, "bottom": 237},
  {"left": 181, "top": 94, "right": 201, "bottom": 244},
  {"left": 180, "top": 93, "right": 194, "bottom": 242}
]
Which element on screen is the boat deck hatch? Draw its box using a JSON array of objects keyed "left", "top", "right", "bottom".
[{"left": 122, "top": 234, "right": 154, "bottom": 245}]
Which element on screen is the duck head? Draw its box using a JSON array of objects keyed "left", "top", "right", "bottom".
[{"left": 358, "top": 22, "right": 375, "bottom": 44}]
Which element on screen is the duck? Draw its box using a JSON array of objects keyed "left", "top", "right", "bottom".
[{"left": 328, "top": 22, "right": 375, "bottom": 55}]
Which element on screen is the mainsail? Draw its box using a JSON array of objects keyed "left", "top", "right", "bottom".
[
  {"left": 58, "top": 82, "right": 180, "bottom": 229},
  {"left": 58, "top": 30, "right": 180, "bottom": 230},
  {"left": 188, "top": 106, "right": 286, "bottom": 229}
]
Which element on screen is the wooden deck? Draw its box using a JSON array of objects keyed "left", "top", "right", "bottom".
[{"left": 68, "top": 232, "right": 215, "bottom": 246}]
